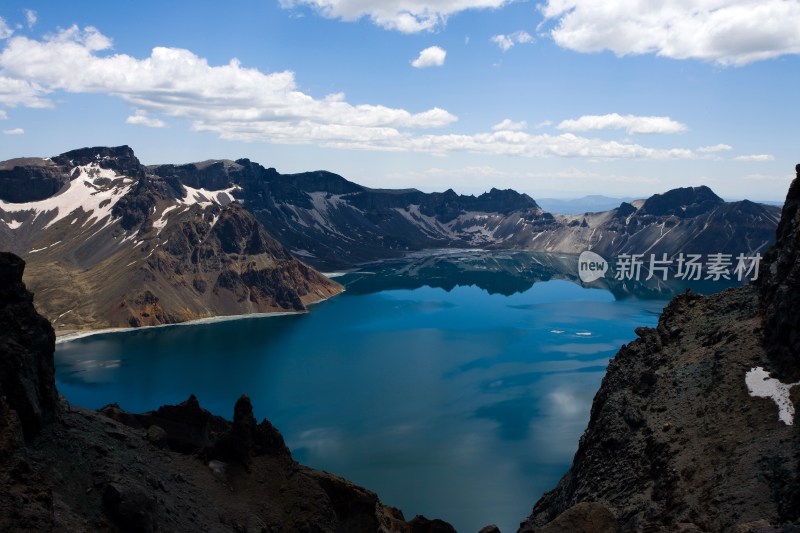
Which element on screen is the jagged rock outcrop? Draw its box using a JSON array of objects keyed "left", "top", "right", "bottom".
[
  {"left": 0, "top": 158, "right": 70, "bottom": 203},
  {"left": 0, "top": 253, "right": 454, "bottom": 532},
  {"left": 520, "top": 166, "right": 800, "bottom": 531},
  {"left": 0, "top": 252, "right": 57, "bottom": 441},
  {"left": 758, "top": 164, "right": 800, "bottom": 381}
]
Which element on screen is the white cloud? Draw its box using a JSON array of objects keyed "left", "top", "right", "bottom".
[
  {"left": 0, "top": 25, "right": 700, "bottom": 161},
  {"left": 324, "top": 130, "right": 696, "bottom": 159},
  {"left": 540, "top": 0, "right": 800, "bottom": 66},
  {"left": 557, "top": 113, "right": 687, "bottom": 134},
  {"left": 534, "top": 120, "right": 553, "bottom": 129},
  {"left": 735, "top": 154, "right": 775, "bottom": 161},
  {"left": 411, "top": 45, "right": 446, "bottom": 68},
  {"left": 491, "top": 35, "right": 513, "bottom": 51},
  {"left": 697, "top": 143, "right": 733, "bottom": 153},
  {"left": 0, "top": 76, "right": 52, "bottom": 107},
  {"left": 492, "top": 118, "right": 527, "bottom": 131},
  {"left": 24, "top": 10, "right": 37, "bottom": 29},
  {"left": 126, "top": 110, "right": 166, "bottom": 128},
  {"left": 279, "top": 0, "right": 514, "bottom": 33},
  {"left": 0, "top": 26, "right": 456, "bottom": 146},
  {"left": 2, "top": 127, "right": 23, "bottom": 135},
  {"left": 0, "top": 109, "right": 6, "bottom": 120},
  {"left": 0, "top": 17, "right": 13, "bottom": 39},
  {"left": 491, "top": 30, "right": 533, "bottom": 51}
]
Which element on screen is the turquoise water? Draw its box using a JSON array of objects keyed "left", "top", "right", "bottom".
[{"left": 56, "top": 253, "right": 683, "bottom": 532}]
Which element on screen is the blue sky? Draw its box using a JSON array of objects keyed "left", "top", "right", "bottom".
[{"left": 0, "top": 1, "right": 798, "bottom": 200}]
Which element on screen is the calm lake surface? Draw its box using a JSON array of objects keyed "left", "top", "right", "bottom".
[{"left": 55, "top": 251, "right": 725, "bottom": 532}]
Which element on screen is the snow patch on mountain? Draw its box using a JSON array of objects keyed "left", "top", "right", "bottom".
[
  {"left": 181, "top": 184, "right": 239, "bottom": 208},
  {"left": 0, "top": 163, "right": 134, "bottom": 229}
]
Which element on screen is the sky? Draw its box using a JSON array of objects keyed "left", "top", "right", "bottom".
[{"left": 0, "top": 1, "right": 798, "bottom": 200}]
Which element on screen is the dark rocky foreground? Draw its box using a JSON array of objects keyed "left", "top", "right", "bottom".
[
  {"left": 520, "top": 167, "right": 800, "bottom": 531},
  {"left": 0, "top": 251, "right": 456, "bottom": 532}
]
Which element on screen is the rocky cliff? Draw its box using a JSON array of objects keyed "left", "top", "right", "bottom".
[
  {"left": 0, "top": 146, "right": 342, "bottom": 331},
  {"left": 520, "top": 166, "right": 800, "bottom": 531},
  {"left": 0, "top": 252, "right": 454, "bottom": 532},
  {"left": 148, "top": 155, "right": 779, "bottom": 271}
]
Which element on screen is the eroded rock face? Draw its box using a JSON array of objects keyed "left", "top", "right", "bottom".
[
  {"left": 759, "top": 164, "right": 800, "bottom": 381},
  {"left": 0, "top": 252, "right": 57, "bottom": 441},
  {"left": 521, "top": 167, "right": 800, "bottom": 531},
  {"left": 0, "top": 162, "right": 70, "bottom": 203}
]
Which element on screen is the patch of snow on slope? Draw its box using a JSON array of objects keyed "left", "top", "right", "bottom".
[
  {"left": 181, "top": 184, "right": 240, "bottom": 208},
  {"left": 152, "top": 205, "right": 179, "bottom": 231},
  {"left": 746, "top": 366, "right": 800, "bottom": 425},
  {"left": 0, "top": 164, "right": 135, "bottom": 229},
  {"left": 4, "top": 219, "right": 22, "bottom": 229}
]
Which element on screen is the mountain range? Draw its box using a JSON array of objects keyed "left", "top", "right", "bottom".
[
  {"left": 0, "top": 145, "right": 781, "bottom": 331},
  {"left": 148, "top": 155, "right": 780, "bottom": 271}
]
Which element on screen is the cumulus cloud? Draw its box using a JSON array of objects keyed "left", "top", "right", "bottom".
[
  {"left": 325, "top": 130, "right": 696, "bottom": 159},
  {"left": 25, "top": 10, "right": 37, "bottom": 29},
  {"left": 2, "top": 127, "right": 23, "bottom": 135},
  {"left": 491, "top": 30, "right": 533, "bottom": 51},
  {"left": 492, "top": 118, "right": 527, "bottom": 131},
  {"left": 279, "top": 0, "right": 513, "bottom": 32},
  {"left": 697, "top": 143, "right": 733, "bottom": 153},
  {"left": 0, "top": 76, "right": 52, "bottom": 108},
  {"left": 735, "top": 154, "right": 775, "bottom": 161},
  {"left": 557, "top": 113, "right": 687, "bottom": 134},
  {"left": 0, "top": 25, "right": 456, "bottom": 146},
  {"left": 411, "top": 46, "right": 446, "bottom": 68},
  {"left": 126, "top": 110, "right": 166, "bottom": 128},
  {"left": 540, "top": 0, "right": 800, "bottom": 66},
  {"left": 0, "top": 109, "right": 6, "bottom": 119},
  {"left": 0, "top": 25, "right": 703, "bottom": 161},
  {"left": 0, "top": 17, "right": 13, "bottom": 39}
]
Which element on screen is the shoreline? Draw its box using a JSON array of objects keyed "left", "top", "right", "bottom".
[{"left": 55, "top": 292, "right": 340, "bottom": 344}]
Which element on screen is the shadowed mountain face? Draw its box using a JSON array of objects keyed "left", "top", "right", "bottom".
[
  {"left": 0, "top": 146, "right": 341, "bottom": 331},
  {"left": 151, "top": 158, "right": 545, "bottom": 269},
  {"left": 150, "top": 156, "right": 780, "bottom": 271},
  {"left": 520, "top": 165, "right": 800, "bottom": 532}
]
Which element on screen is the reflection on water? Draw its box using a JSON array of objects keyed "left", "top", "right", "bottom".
[{"left": 55, "top": 251, "right": 728, "bottom": 532}]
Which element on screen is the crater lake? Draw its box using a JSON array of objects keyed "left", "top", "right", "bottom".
[{"left": 55, "top": 251, "right": 731, "bottom": 532}]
